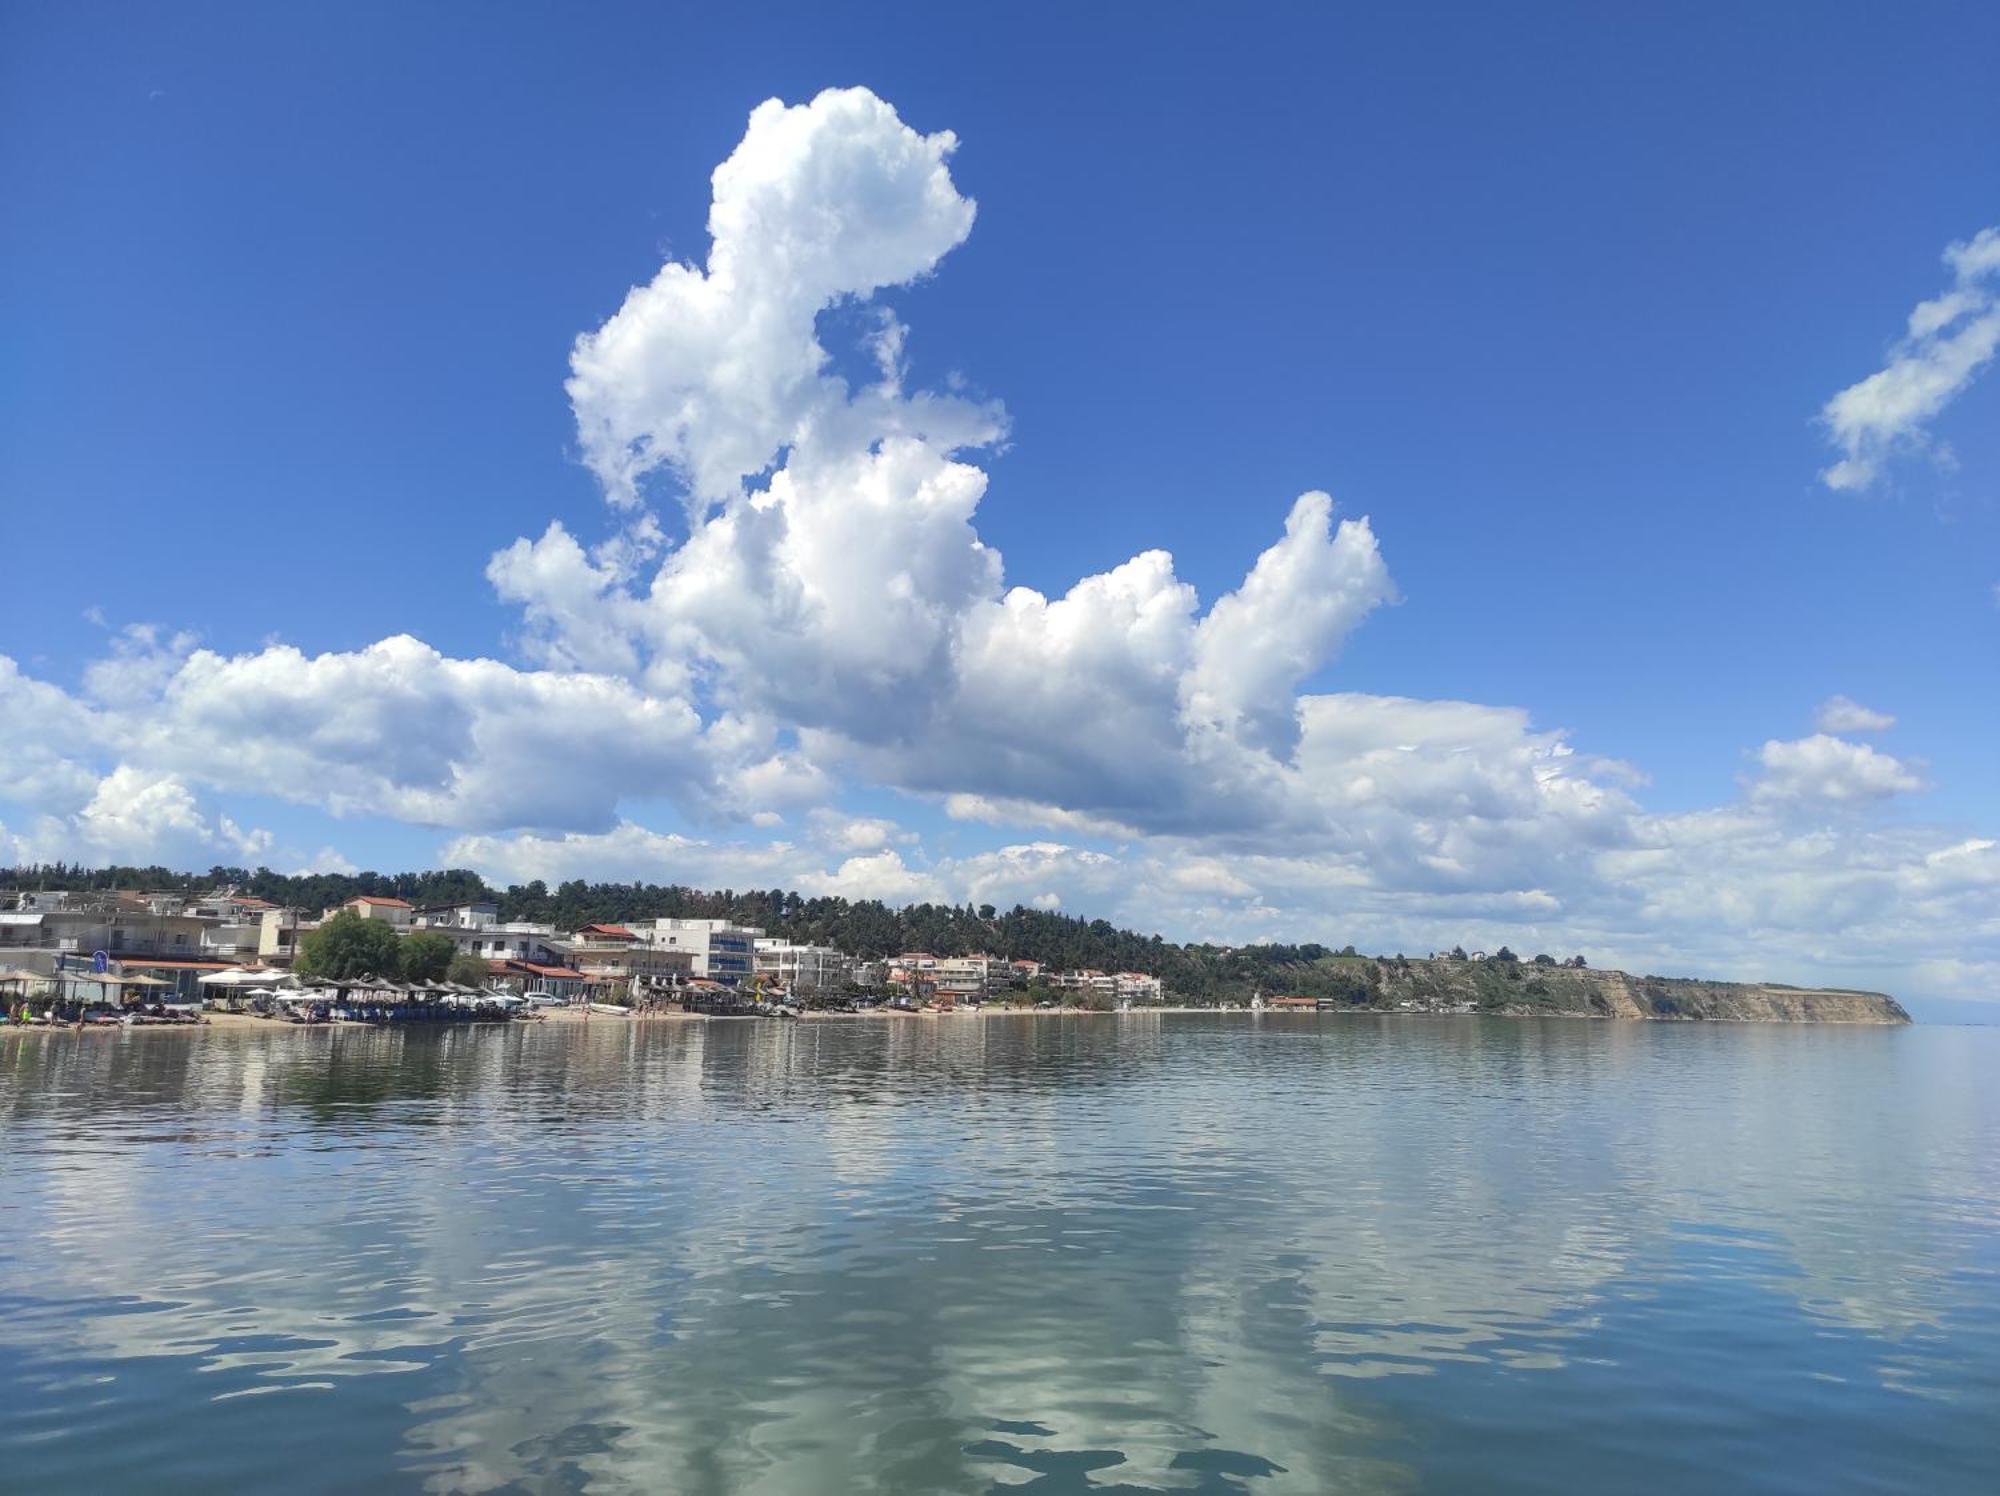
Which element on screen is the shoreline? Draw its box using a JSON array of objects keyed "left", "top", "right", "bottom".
[{"left": 1, "top": 1003, "right": 1912, "bottom": 1037}]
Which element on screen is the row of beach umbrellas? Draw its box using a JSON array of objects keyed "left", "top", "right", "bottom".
[
  {"left": 0, "top": 967, "right": 174, "bottom": 991},
  {"left": 0, "top": 964, "right": 524, "bottom": 1006},
  {"left": 282, "top": 977, "right": 521, "bottom": 1002}
]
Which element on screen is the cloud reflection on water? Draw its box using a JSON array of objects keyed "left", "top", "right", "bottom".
[{"left": 2, "top": 1017, "right": 1996, "bottom": 1493}]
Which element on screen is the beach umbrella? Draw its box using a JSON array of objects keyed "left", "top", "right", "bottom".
[{"left": 213, "top": 967, "right": 297, "bottom": 988}]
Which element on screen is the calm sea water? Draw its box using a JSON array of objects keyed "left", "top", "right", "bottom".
[{"left": 2, "top": 1015, "right": 1996, "bottom": 1494}]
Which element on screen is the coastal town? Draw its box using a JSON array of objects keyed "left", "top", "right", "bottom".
[
  {"left": 0, "top": 884, "right": 1166, "bottom": 1024},
  {"left": 0, "top": 877, "right": 1910, "bottom": 1028}
]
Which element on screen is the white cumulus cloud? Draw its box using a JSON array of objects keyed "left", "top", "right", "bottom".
[
  {"left": 503, "top": 87, "right": 1398, "bottom": 841},
  {"left": 1, "top": 89, "right": 1995, "bottom": 1004},
  {"left": 1750, "top": 734, "right": 1925, "bottom": 806}
]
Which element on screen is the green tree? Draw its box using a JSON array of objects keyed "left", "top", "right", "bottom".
[
  {"left": 399, "top": 931, "right": 456, "bottom": 983},
  {"left": 446, "top": 952, "right": 490, "bottom": 988},
  {"left": 295, "top": 910, "right": 404, "bottom": 981}
]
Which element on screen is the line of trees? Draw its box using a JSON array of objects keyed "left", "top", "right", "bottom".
[
  {"left": 0, "top": 862, "right": 1589, "bottom": 1003},
  {"left": 292, "top": 910, "right": 486, "bottom": 985}
]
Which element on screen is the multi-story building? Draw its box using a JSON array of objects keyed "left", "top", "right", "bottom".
[
  {"left": 754, "top": 939, "right": 855, "bottom": 994},
  {"left": 198, "top": 919, "right": 264, "bottom": 962},
  {"left": 651, "top": 919, "right": 762, "bottom": 986},
  {"left": 411, "top": 899, "right": 500, "bottom": 931},
  {"left": 557, "top": 925, "right": 694, "bottom": 990},
  {"left": 441, "top": 922, "right": 563, "bottom": 963},
  {"left": 0, "top": 894, "right": 208, "bottom": 961},
  {"left": 1053, "top": 969, "right": 1120, "bottom": 999},
  {"left": 188, "top": 891, "right": 280, "bottom": 924},
  {"left": 933, "top": 954, "right": 1012, "bottom": 1003},
  {"left": 258, "top": 907, "right": 312, "bottom": 964},
  {"left": 0, "top": 891, "right": 262, "bottom": 1000},
  {"left": 1113, "top": 971, "right": 1163, "bottom": 1004}
]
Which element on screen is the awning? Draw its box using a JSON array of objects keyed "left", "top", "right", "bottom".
[{"left": 198, "top": 968, "right": 299, "bottom": 988}]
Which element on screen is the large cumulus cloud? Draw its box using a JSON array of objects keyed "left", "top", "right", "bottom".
[{"left": 1, "top": 88, "right": 1994, "bottom": 1000}]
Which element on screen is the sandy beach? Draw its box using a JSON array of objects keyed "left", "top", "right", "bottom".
[{"left": 2, "top": 1003, "right": 1215, "bottom": 1037}]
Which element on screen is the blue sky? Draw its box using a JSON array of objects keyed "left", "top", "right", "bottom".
[{"left": 3, "top": 3, "right": 1997, "bottom": 1005}]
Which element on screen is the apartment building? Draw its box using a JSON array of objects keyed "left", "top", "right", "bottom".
[
  {"left": 411, "top": 899, "right": 500, "bottom": 931},
  {"left": 651, "top": 918, "right": 762, "bottom": 985},
  {"left": 559, "top": 925, "right": 695, "bottom": 988},
  {"left": 754, "top": 939, "right": 856, "bottom": 993},
  {"left": 933, "top": 954, "right": 1012, "bottom": 1002},
  {"left": 1113, "top": 971, "right": 1164, "bottom": 1004}
]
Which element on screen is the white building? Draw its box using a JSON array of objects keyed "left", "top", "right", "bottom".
[
  {"left": 444, "top": 922, "right": 562, "bottom": 962},
  {"left": 559, "top": 926, "right": 695, "bottom": 990},
  {"left": 1113, "top": 971, "right": 1164, "bottom": 1004},
  {"left": 412, "top": 899, "right": 499, "bottom": 931},
  {"left": 652, "top": 918, "right": 763, "bottom": 986},
  {"left": 754, "top": 939, "right": 855, "bottom": 993},
  {"left": 933, "top": 954, "right": 1012, "bottom": 1002},
  {"left": 1053, "top": 969, "right": 1119, "bottom": 998}
]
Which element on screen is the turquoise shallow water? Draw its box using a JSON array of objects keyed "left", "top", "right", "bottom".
[{"left": 2, "top": 1014, "right": 1996, "bottom": 1494}]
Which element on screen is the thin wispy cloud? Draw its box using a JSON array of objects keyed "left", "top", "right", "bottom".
[
  {"left": 1814, "top": 695, "right": 1895, "bottom": 734},
  {"left": 1820, "top": 225, "right": 2000, "bottom": 492}
]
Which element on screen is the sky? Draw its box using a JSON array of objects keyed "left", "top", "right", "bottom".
[{"left": 2, "top": 3, "right": 1997, "bottom": 1009}]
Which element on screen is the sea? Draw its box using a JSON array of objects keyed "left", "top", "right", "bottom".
[{"left": 2, "top": 1013, "right": 1995, "bottom": 1494}]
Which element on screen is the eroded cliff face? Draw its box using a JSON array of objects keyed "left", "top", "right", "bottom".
[
  {"left": 1350, "top": 959, "right": 1911, "bottom": 1024},
  {"left": 1575, "top": 971, "right": 1909, "bottom": 1024}
]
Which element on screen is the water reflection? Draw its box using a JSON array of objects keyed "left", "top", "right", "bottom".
[{"left": 2, "top": 1017, "right": 1996, "bottom": 1493}]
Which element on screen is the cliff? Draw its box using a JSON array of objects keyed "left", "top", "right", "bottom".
[{"left": 1269, "top": 956, "right": 1911, "bottom": 1024}]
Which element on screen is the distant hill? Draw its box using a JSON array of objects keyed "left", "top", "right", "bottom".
[{"left": 0, "top": 863, "right": 1908, "bottom": 1022}]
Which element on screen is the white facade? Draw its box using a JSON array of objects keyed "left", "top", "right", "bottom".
[
  {"left": 652, "top": 919, "right": 763, "bottom": 985},
  {"left": 560, "top": 937, "right": 694, "bottom": 988},
  {"left": 1114, "top": 971, "right": 1164, "bottom": 1003},
  {"left": 437, "top": 921, "right": 560, "bottom": 961},
  {"left": 754, "top": 939, "right": 855, "bottom": 993},
  {"left": 933, "top": 954, "right": 1012, "bottom": 1001},
  {"left": 412, "top": 900, "right": 499, "bottom": 931}
]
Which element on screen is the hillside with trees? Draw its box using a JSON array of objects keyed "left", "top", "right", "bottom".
[
  {"left": 0, "top": 863, "right": 1903, "bottom": 1021},
  {"left": 1, "top": 861, "right": 1482, "bottom": 1000}
]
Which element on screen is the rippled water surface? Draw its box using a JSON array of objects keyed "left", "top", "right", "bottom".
[{"left": 3, "top": 1015, "right": 1996, "bottom": 1493}]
